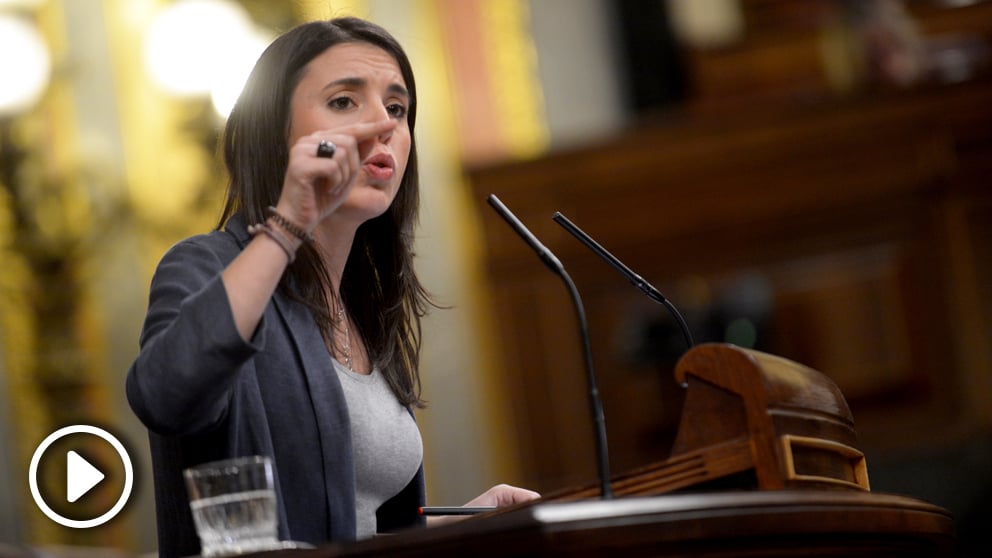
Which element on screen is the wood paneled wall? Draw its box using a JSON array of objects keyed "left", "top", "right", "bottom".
[{"left": 466, "top": 75, "right": 992, "bottom": 493}]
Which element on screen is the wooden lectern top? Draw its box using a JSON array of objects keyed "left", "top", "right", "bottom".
[
  {"left": 254, "top": 491, "right": 954, "bottom": 557},
  {"left": 539, "top": 343, "right": 871, "bottom": 503},
  {"left": 670, "top": 343, "right": 869, "bottom": 492}
]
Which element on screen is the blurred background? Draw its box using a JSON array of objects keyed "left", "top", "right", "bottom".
[{"left": 0, "top": 0, "right": 989, "bottom": 556}]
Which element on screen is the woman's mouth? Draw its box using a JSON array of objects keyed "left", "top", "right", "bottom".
[{"left": 363, "top": 153, "right": 395, "bottom": 182}]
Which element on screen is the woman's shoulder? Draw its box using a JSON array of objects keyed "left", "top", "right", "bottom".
[
  {"left": 150, "top": 221, "right": 250, "bottom": 284},
  {"left": 163, "top": 230, "right": 239, "bottom": 263},
  {"left": 160, "top": 217, "right": 249, "bottom": 266}
]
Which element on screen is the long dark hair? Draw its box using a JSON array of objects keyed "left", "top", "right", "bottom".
[{"left": 219, "top": 17, "right": 430, "bottom": 407}]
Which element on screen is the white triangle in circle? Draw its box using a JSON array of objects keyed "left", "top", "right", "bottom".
[{"left": 66, "top": 450, "right": 105, "bottom": 503}]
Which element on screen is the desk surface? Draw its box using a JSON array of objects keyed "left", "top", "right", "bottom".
[{"left": 254, "top": 490, "right": 955, "bottom": 557}]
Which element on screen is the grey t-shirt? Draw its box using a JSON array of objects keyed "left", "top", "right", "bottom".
[{"left": 334, "top": 360, "right": 423, "bottom": 539}]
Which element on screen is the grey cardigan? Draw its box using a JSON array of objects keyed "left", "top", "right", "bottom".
[{"left": 126, "top": 215, "right": 425, "bottom": 558}]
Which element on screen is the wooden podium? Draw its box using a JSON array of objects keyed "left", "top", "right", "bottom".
[
  {"left": 294, "top": 491, "right": 953, "bottom": 558},
  {"left": 258, "top": 344, "right": 956, "bottom": 557}
]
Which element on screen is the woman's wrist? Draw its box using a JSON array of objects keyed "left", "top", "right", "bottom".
[
  {"left": 267, "top": 219, "right": 305, "bottom": 251},
  {"left": 267, "top": 205, "right": 314, "bottom": 243},
  {"left": 247, "top": 220, "right": 300, "bottom": 263}
]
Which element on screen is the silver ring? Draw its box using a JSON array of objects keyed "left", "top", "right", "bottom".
[{"left": 316, "top": 140, "right": 336, "bottom": 159}]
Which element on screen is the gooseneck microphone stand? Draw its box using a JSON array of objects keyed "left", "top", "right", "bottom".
[{"left": 487, "top": 195, "right": 613, "bottom": 500}]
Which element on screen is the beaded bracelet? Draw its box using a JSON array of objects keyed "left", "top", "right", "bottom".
[
  {"left": 266, "top": 206, "right": 313, "bottom": 243},
  {"left": 247, "top": 221, "right": 296, "bottom": 264}
]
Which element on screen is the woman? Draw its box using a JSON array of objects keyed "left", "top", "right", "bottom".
[{"left": 126, "top": 17, "right": 537, "bottom": 557}]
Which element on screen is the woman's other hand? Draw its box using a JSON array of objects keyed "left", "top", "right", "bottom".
[
  {"left": 464, "top": 483, "right": 541, "bottom": 508},
  {"left": 426, "top": 484, "right": 540, "bottom": 527}
]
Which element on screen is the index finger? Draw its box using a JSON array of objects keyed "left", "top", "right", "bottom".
[{"left": 329, "top": 119, "right": 398, "bottom": 142}]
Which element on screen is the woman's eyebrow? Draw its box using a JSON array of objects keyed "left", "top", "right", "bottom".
[
  {"left": 322, "top": 77, "right": 410, "bottom": 100},
  {"left": 387, "top": 83, "right": 410, "bottom": 100},
  {"left": 322, "top": 77, "right": 364, "bottom": 91}
]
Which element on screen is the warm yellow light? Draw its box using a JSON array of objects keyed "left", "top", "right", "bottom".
[
  {"left": 210, "top": 28, "right": 270, "bottom": 118},
  {"left": 0, "top": 14, "right": 50, "bottom": 116},
  {"left": 143, "top": 0, "right": 258, "bottom": 98},
  {"left": 0, "top": 0, "right": 45, "bottom": 9}
]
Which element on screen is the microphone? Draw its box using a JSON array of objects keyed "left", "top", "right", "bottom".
[
  {"left": 552, "top": 211, "right": 695, "bottom": 352},
  {"left": 486, "top": 194, "right": 613, "bottom": 500}
]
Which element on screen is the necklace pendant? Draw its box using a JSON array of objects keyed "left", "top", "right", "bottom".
[{"left": 336, "top": 303, "right": 353, "bottom": 371}]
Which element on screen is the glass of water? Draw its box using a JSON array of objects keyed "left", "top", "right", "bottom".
[{"left": 184, "top": 456, "right": 278, "bottom": 557}]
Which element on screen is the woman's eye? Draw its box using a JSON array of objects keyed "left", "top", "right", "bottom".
[
  {"left": 328, "top": 97, "right": 354, "bottom": 110},
  {"left": 386, "top": 103, "right": 407, "bottom": 119}
]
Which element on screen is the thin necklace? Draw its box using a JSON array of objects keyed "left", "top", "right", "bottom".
[{"left": 336, "top": 303, "right": 353, "bottom": 371}]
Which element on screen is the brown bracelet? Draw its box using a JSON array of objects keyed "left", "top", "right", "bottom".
[
  {"left": 247, "top": 221, "right": 296, "bottom": 263},
  {"left": 266, "top": 206, "right": 313, "bottom": 243}
]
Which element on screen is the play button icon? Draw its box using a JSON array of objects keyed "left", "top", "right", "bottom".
[
  {"left": 66, "top": 450, "right": 106, "bottom": 503},
  {"left": 29, "top": 425, "right": 134, "bottom": 528}
]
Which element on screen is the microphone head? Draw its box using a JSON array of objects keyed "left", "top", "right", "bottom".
[
  {"left": 553, "top": 210, "right": 694, "bottom": 349},
  {"left": 487, "top": 194, "right": 563, "bottom": 272}
]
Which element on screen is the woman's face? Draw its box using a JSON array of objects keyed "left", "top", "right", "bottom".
[{"left": 287, "top": 42, "right": 411, "bottom": 221}]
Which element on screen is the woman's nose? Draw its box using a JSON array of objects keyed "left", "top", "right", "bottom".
[
  {"left": 363, "top": 104, "right": 393, "bottom": 143},
  {"left": 377, "top": 120, "right": 393, "bottom": 144}
]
